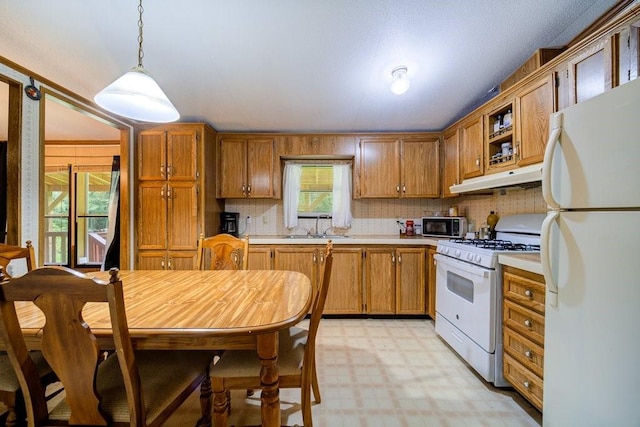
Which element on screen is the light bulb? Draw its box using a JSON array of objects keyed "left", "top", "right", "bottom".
[{"left": 390, "top": 66, "right": 410, "bottom": 95}]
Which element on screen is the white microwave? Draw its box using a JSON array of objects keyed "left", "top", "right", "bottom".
[{"left": 421, "top": 216, "right": 467, "bottom": 238}]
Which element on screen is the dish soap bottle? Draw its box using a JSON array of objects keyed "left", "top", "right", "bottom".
[{"left": 487, "top": 211, "right": 499, "bottom": 239}]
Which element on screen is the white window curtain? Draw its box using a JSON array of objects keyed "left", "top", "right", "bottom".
[
  {"left": 283, "top": 163, "right": 302, "bottom": 228},
  {"left": 332, "top": 164, "right": 352, "bottom": 228}
]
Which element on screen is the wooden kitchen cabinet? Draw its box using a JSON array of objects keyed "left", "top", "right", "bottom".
[
  {"left": 278, "top": 134, "right": 356, "bottom": 156},
  {"left": 273, "top": 245, "right": 363, "bottom": 315},
  {"left": 365, "top": 248, "right": 395, "bottom": 314},
  {"left": 441, "top": 129, "right": 460, "bottom": 198},
  {"left": 218, "top": 135, "right": 276, "bottom": 198},
  {"left": 395, "top": 247, "right": 426, "bottom": 314},
  {"left": 485, "top": 73, "right": 555, "bottom": 173},
  {"left": 357, "top": 135, "right": 439, "bottom": 198},
  {"left": 247, "top": 246, "right": 272, "bottom": 270},
  {"left": 502, "top": 265, "right": 546, "bottom": 411},
  {"left": 365, "top": 247, "right": 426, "bottom": 314},
  {"left": 274, "top": 246, "right": 321, "bottom": 312},
  {"left": 136, "top": 123, "right": 222, "bottom": 269},
  {"left": 514, "top": 73, "right": 556, "bottom": 166},
  {"left": 324, "top": 248, "right": 363, "bottom": 315},
  {"left": 460, "top": 115, "right": 484, "bottom": 179},
  {"left": 567, "top": 35, "right": 617, "bottom": 105}
]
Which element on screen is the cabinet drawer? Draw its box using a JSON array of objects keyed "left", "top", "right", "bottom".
[
  {"left": 504, "top": 353, "right": 543, "bottom": 411},
  {"left": 504, "top": 299, "right": 545, "bottom": 346},
  {"left": 503, "top": 269, "right": 545, "bottom": 314},
  {"left": 503, "top": 327, "right": 544, "bottom": 378}
]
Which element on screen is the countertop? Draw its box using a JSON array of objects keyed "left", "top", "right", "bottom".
[
  {"left": 498, "top": 253, "right": 543, "bottom": 275},
  {"left": 248, "top": 234, "right": 441, "bottom": 246}
]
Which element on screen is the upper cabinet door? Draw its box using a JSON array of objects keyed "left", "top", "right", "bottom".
[
  {"left": 138, "top": 130, "right": 167, "bottom": 181},
  {"left": 401, "top": 137, "right": 440, "bottom": 198},
  {"left": 568, "top": 36, "right": 616, "bottom": 105},
  {"left": 219, "top": 138, "right": 247, "bottom": 198},
  {"left": 166, "top": 129, "right": 198, "bottom": 181},
  {"left": 246, "top": 138, "right": 275, "bottom": 198},
  {"left": 460, "top": 116, "right": 484, "bottom": 179},
  {"left": 358, "top": 137, "right": 401, "bottom": 198},
  {"left": 515, "top": 74, "right": 556, "bottom": 166}
]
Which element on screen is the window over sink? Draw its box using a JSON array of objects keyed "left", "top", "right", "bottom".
[{"left": 283, "top": 161, "right": 353, "bottom": 230}]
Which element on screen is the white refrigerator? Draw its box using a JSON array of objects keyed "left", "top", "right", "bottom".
[{"left": 541, "top": 77, "right": 640, "bottom": 426}]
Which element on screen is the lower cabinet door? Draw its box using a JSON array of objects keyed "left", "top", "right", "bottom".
[
  {"left": 365, "top": 249, "right": 395, "bottom": 314},
  {"left": 395, "top": 248, "right": 426, "bottom": 314},
  {"left": 324, "top": 249, "right": 363, "bottom": 315}
]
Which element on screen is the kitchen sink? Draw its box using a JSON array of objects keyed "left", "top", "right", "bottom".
[{"left": 280, "top": 234, "right": 349, "bottom": 239}]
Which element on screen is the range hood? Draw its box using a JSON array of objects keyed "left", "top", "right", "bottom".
[{"left": 449, "top": 163, "right": 543, "bottom": 194}]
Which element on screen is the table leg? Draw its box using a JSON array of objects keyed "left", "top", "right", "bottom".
[
  {"left": 196, "top": 364, "right": 212, "bottom": 427},
  {"left": 257, "top": 332, "right": 280, "bottom": 427}
]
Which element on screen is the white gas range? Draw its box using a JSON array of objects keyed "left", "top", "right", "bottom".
[{"left": 434, "top": 214, "right": 544, "bottom": 387}]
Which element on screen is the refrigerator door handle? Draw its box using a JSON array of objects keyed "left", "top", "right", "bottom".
[
  {"left": 541, "top": 211, "right": 559, "bottom": 307},
  {"left": 542, "top": 113, "right": 562, "bottom": 210}
]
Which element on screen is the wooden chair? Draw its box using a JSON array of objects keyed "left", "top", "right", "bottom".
[
  {"left": 0, "top": 266, "right": 214, "bottom": 426},
  {"left": 196, "top": 233, "right": 249, "bottom": 270},
  {"left": 211, "top": 241, "right": 334, "bottom": 427},
  {"left": 0, "top": 240, "right": 37, "bottom": 278},
  {"left": 0, "top": 241, "right": 57, "bottom": 427}
]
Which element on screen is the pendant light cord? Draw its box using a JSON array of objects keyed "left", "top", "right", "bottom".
[{"left": 137, "top": 0, "right": 144, "bottom": 67}]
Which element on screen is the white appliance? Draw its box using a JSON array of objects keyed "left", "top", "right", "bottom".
[
  {"left": 541, "top": 78, "right": 640, "bottom": 425},
  {"left": 435, "top": 214, "right": 544, "bottom": 387}
]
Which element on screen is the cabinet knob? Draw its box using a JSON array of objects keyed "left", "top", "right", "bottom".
[
  {"left": 524, "top": 350, "right": 532, "bottom": 358},
  {"left": 313, "top": 253, "right": 317, "bottom": 263},
  {"left": 391, "top": 253, "right": 396, "bottom": 263},
  {"left": 396, "top": 184, "right": 400, "bottom": 193},
  {"left": 524, "top": 319, "right": 532, "bottom": 327},
  {"left": 247, "top": 184, "right": 251, "bottom": 196},
  {"left": 160, "top": 164, "right": 166, "bottom": 178},
  {"left": 166, "top": 164, "right": 172, "bottom": 177},
  {"left": 402, "top": 184, "right": 406, "bottom": 193},
  {"left": 523, "top": 381, "right": 530, "bottom": 389},
  {"left": 524, "top": 289, "right": 533, "bottom": 297},
  {"left": 242, "top": 184, "right": 246, "bottom": 195},
  {"left": 476, "top": 156, "right": 480, "bottom": 166},
  {"left": 398, "top": 254, "right": 402, "bottom": 264}
]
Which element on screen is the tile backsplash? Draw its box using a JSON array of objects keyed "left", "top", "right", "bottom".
[{"left": 224, "top": 185, "right": 547, "bottom": 236}]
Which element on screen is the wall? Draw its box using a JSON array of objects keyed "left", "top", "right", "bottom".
[{"left": 224, "top": 184, "right": 547, "bottom": 236}]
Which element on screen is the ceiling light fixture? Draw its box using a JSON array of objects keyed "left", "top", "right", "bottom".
[
  {"left": 94, "top": 0, "right": 179, "bottom": 123},
  {"left": 390, "top": 66, "right": 410, "bottom": 95}
]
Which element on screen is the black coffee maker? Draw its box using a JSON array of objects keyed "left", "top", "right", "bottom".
[{"left": 220, "top": 212, "right": 240, "bottom": 237}]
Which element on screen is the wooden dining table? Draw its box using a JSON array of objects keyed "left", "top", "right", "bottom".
[{"left": 9, "top": 269, "right": 313, "bottom": 427}]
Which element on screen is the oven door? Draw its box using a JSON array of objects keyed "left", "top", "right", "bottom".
[{"left": 434, "top": 253, "right": 497, "bottom": 353}]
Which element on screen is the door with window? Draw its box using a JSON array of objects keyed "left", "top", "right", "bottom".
[{"left": 44, "top": 166, "right": 112, "bottom": 268}]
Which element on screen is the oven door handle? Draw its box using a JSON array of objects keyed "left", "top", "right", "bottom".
[{"left": 434, "top": 254, "right": 491, "bottom": 279}]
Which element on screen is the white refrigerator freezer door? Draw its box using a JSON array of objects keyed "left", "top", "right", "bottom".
[
  {"left": 543, "top": 78, "right": 640, "bottom": 210},
  {"left": 543, "top": 211, "right": 640, "bottom": 426}
]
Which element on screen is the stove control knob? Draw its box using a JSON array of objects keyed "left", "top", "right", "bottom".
[
  {"left": 454, "top": 249, "right": 461, "bottom": 257},
  {"left": 467, "top": 253, "right": 473, "bottom": 261},
  {"left": 441, "top": 247, "right": 448, "bottom": 255},
  {"left": 474, "top": 254, "right": 482, "bottom": 263}
]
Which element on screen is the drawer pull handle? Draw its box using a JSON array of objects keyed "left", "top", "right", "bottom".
[
  {"left": 523, "top": 381, "right": 530, "bottom": 389},
  {"left": 524, "top": 289, "right": 533, "bottom": 297},
  {"left": 524, "top": 350, "right": 532, "bottom": 358},
  {"left": 524, "top": 319, "right": 532, "bottom": 327}
]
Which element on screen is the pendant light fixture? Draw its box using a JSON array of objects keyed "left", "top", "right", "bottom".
[
  {"left": 94, "top": 0, "right": 179, "bottom": 122},
  {"left": 390, "top": 66, "right": 410, "bottom": 95}
]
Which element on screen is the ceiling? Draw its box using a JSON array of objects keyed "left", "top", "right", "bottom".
[{"left": 0, "top": 0, "right": 621, "bottom": 140}]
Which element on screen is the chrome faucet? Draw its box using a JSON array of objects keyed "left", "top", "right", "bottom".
[{"left": 315, "top": 214, "right": 331, "bottom": 235}]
